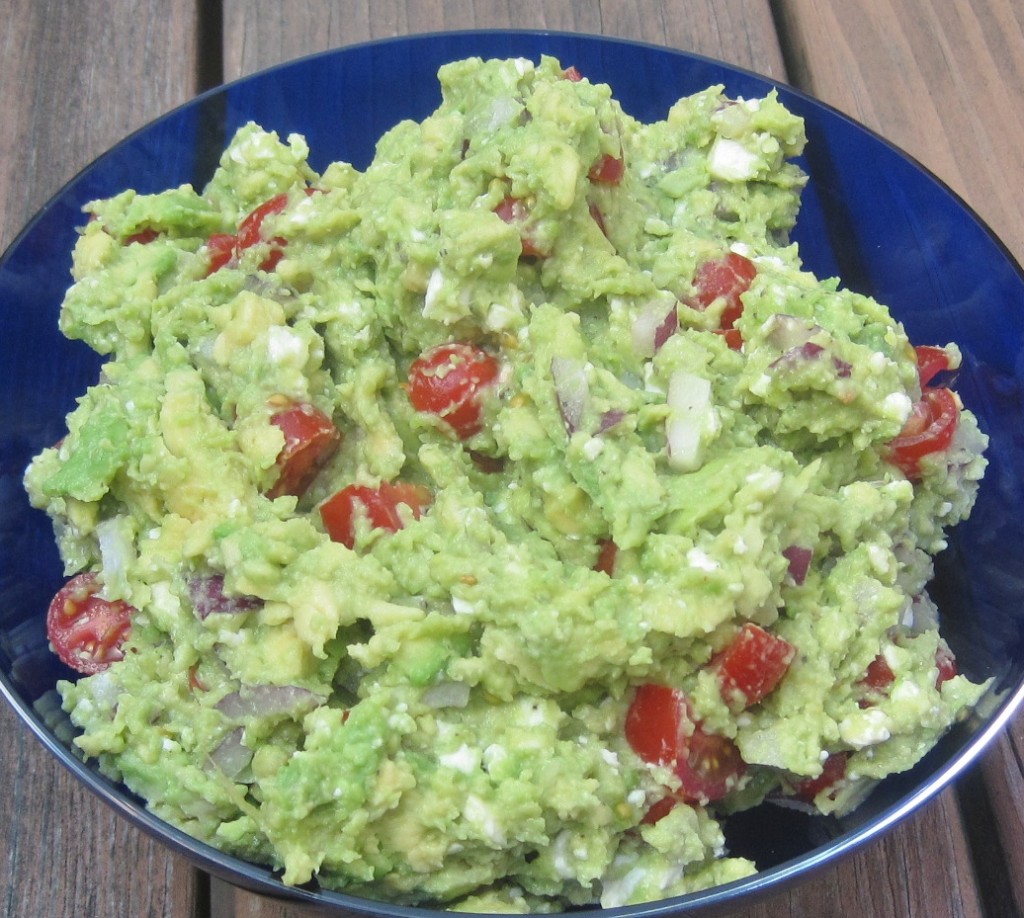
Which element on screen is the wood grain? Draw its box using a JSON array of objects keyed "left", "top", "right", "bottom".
[
  {"left": 773, "top": 0, "right": 1024, "bottom": 266},
  {"left": 0, "top": 1, "right": 205, "bottom": 916},
  {"left": 220, "top": 0, "right": 785, "bottom": 82},
  {"left": 2, "top": 1, "right": 1019, "bottom": 916}
]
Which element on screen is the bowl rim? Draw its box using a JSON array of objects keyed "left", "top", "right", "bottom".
[{"left": 3, "top": 27, "right": 1024, "bottom": 917}]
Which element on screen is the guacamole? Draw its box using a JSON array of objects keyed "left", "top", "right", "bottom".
[{"left": 25, "top": 56, "right": 989, "bottom": 910}]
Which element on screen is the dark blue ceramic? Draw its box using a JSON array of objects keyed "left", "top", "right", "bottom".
[{"left": 2, "top": 31, "right": 1023, "bottom": 917}]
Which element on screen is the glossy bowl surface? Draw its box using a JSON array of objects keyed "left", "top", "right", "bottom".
[{"left": 3, "top": 30, "right": 1024, "bottom": 917}]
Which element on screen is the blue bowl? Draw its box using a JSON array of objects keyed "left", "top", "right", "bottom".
[{"left": 3, "top": 30, "right": 1023, "bottom": 916}]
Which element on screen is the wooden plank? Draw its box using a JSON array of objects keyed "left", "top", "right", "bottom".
[
  {"left": 210, "top": 3, "right": 986, "bottom": 916},
  {"left": 0, "top": 1, "right": 206, "bottom": 915},
  {"left": 772, "top": 0, "right": 1024, "bottom": 266},
  {"left": 221, "top": 0, "right": 786, "bottom": 81},
  {"left": 774, "top": 0, "right": 1024, "bottom": 913}
]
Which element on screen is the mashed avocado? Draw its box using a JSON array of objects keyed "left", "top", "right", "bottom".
[{"left": 25, "top": 56, "right": 989, "bottom": 910}]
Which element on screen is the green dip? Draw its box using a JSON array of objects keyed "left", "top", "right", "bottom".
[{"left": 25, "top": 56, "right": 989, "bottom": 910}]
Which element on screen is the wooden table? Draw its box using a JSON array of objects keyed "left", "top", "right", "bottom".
[{"left": 2, "top": 2, "right": 1023, "bottom": 916}]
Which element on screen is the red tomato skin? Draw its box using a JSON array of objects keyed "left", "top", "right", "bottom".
[
  {"left": 934, "top": 641, "right": 958, "bottom": 688},
  {"left": 266, "top": 400, "right": 341, "bottom": 500},
  {"left": 624, "top": 684, "right": 746, "bottom": 804},
  {"left": 790, "top": 751, "right": 849, "bottom": 802},
  {"left": 561, "top": 66, "right": 584, "bottom": 82},
  {"left": 46, "top": 572, "right": 134, "bottom": 675},
  {"left": 236, "top": 193, "right": 290, "bottom": 249},
  {"left": 125, "top": 227, "right": 160, "bottom": 245},
  {"left": 713, "top": 327, "right": 744, "bottom": 350},
  {"left": 494, "top": 195, "right": 546, "bottom": 258},
  {"left": 625, "top": 683, "right": 683, "bottom": 766},
  {"left": 915, "top": 345, "right": 951, "bottom": 387},
  {"left": 408, "top": 343, "right": 500, "bottom": 439},
  {"left": 588, "top": 153, "right": 625, "bottom": 185},
  {"left": 688, "top": 252, "right": 757, "bottom": 329},
  {"left": 321, "top": 481, "right": 432, "bottom": 549},
  {"left": 675, "top": 726, "right": 746, "bottom": 804},
  {"left": 887, "top": 386, "right": 959, "bottom": 478},
  {"left": 205, "top": 232, "right": 238, "bottom": 274},
  {"left": 594, "top": 538, "right": 618, "bottom": 576},
  {"left": 716, "top": 623, "right": 796, "bottom": 708}
]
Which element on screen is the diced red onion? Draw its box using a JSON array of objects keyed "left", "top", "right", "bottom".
[
  {"left": 188, "top": 573, "right": 263, "bottom": 620},
  {"left": 768, "top": 341, "right": 825, "bottom": 372},
  {"left": 834, "top": 357, "right": 853, "bottom": 378},
  {"left": 209, "top": 727, "right": 253, "bottom": 780},
  {"left": 216, "top": 684, "right": 325, "bottom": 720},
  {"left": 762, "top": 314, "right": 821, "bottom": 351},
  {"left": 783, "top": 545, "right": 813, "bottom": 585},
  {"left": 551, "top": 356, "right": 590, "bottom": 435},
  {"left": 598, "top": 409, "right": 627, "bottom": 434},
  {"left": 631, "top": 303, "right": 678, "bottom": 357}
]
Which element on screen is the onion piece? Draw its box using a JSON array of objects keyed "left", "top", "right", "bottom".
[
  {"left": 631, "top": 302, "right": 678, "bottom": 357},
  {"left": 551, "top": 356, "right": 590, "bottom": 435},
  {"left": 762, "top": 314, "right": 821, "bottom": 351},
  {"left": 598, "top": 409, "right": 627, "bottom": 434},
  {"left": 188, "top": 573, "right": 263, "bottom": 620},
  {"left": 421, "top": 681, "right": 471, "bottom": 709},
  {"left": 216, "top": 684, "right": 325, "bottom": 721},
  {"left": 666, "top": 371, "right": 717, "bottom": 472},
  {"left": 782, "top": 545, "right": 813, "bottom": 585},
  {"left": 209, "top": 727, "right": 253, "bottom": 780},
  {"left": 769, "top": 341, "right": 825, "bottom": 372}
]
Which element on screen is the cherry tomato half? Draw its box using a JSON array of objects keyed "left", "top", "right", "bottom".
[
  {"left": 625, "top": 683, "right": 746, "bottom": 804},
  {"left": 321, "top": 481, "right": 433, "bottom": 550},
  {"left": 266, "top": 400, "right": 341, "bottom": 500},
  {"left": 715, "top": 622, "right": 796, "bottom": 708},
  {"left": 46, "top": 572, "right": 135, "bottom": 675},
  {"left": 887, "top": 386, "right": 959, "bottom": 479},
  {"left": 688, "top": 252, "right": 758, "bottom": 330},
  {"left": 408, "top": 343, "right": 500, "bottom": 439}
]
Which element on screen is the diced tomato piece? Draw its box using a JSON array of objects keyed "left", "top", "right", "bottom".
[
  {"left": 266, "top": 400, "right": 341, "bottom": 500},
  {"left": 205, "top": 232, "right": 238, "bottom": 274},
  {"left": 125, "top": 227, "right": 160, "bottom": 245},
  {"left": 494, "top": 195, "right": 546, "bottom": 258},
  {"left": 914, "top": 345, "right": 951, "bottom": 387},
  {"left": 887, "top": 386, "right": 959, "bottom": 479},
  {"left": 687, "top": 252, "right": 758, "bottom": 330},
  {"left": 321, "top": 481, "right": 433, "bottom": 550},
  {"left": 715, "top": 623, "right": 796, "bottom": 708},
  {"left": 625, "top": 683, "right": 684, "bottom": 766},
  {"left": 625, "top": 684, "right": 746, "bottom": 804},
  {"left": 236, "top": 193, "right": 290, "bottom": 250},
  {"left": 408, "top": 342, "right": 500, "bottom": 439},
  {"left": 790, "top": 751, "right": 849, "bottom": 803},
  {"left": 860, "top": 654, "right": 896, "bottom": 691},
  {"left": 640, "top": 794, "right": 679, "bottom": 825},
  {"left": 46, "top": 572, "right": 135, "bottom": 675},
  {"left": 713, "top": 327, "right": 744, "bottom": 350},
  {"left": 594, "top": 538, "right": 618, "bottom": 576},
  {"left": 561, "top": 66, "right": 584, "bottom": 82},
  {"left": 588, "top": 153, "right": 624, "bottom": 185},
  {"left": 934, "top": 641, "right": 958, "bottom": 688}
]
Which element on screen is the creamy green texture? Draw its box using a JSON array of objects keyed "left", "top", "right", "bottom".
[{"left": 26, "top": 56, "right": 988, "bottom": 910}]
